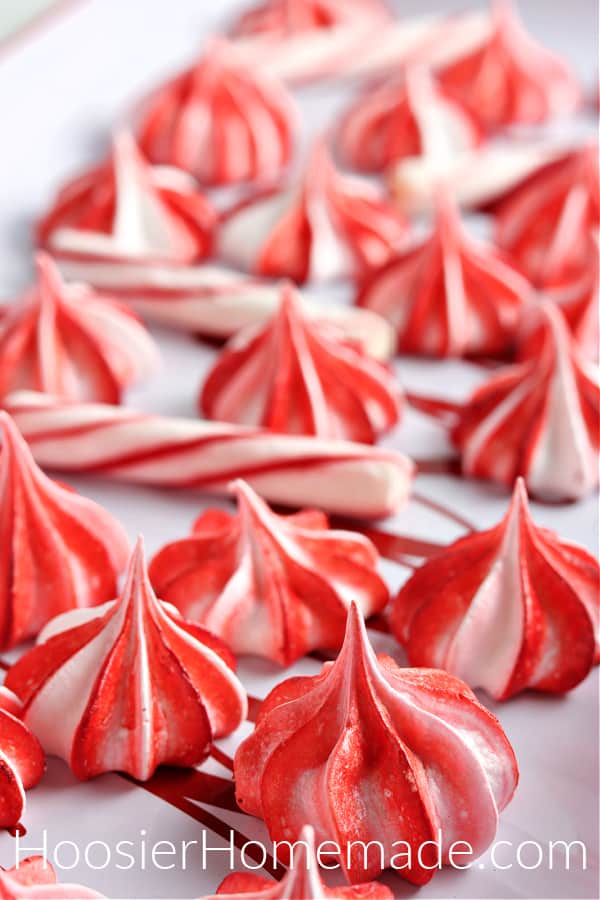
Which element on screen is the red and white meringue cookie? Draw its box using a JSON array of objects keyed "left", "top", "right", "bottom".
[
  {"left": 0, "top": 253, "right": 159, "bottom": 404},
  {"left": 37, "top": 131, "right": 215, "bottom": 281},
  {"left": 200, "top": 284, "right": 402, "bottom": 442},
  {"left": 452, "top": 303, "right": 600, "bottom": 501},
  {"left": 542, "top": 237, "right": 599, "bottom": 362},
  {"left": 211, "top": 825, "right": 393, "bottom": 899},
  {"left": 392, "top": 478, "right": 599, "bottom": 700},
  {"left": 219, "top": 141, "right": 408, "bottom": 284},
  {"left": 0, "top": 411, "right": 129, "bottom": 650},
  {"left": 0, "top": 687, "right": 45, "bottom": 830},
  {"left": 5, "top": 538, "right": 247, "bottom": 782},
  {"left": 232, "top": 0, "right": 391, "bottom": 38},
  {"left": 338, "top": 66, "right": 481, "bottom": 175},
  {"left": 496, "top": 142, "right": 600, "bottom": 285},
  {"left": 234, "top": 603, "right": 518, "bottom": 885},
  {"left": 138, "top": 39, "right": 297, "bottom": 186},
  {"left": 0, "top": 858, "right": 104, "bottom": 899},
  {"left": 439, "top": 0, "right": 580, "bottom": 132},
  {"left": 357, "top": 193, "right": 530, "bottom": 357},
  {"left": 4, "top": 391, "right": 414, "bottom": 518},
  {"left": 149, "top": 479, "right": 389, "bottom": 666}
]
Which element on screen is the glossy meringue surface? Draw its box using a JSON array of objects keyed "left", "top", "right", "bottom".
[
  {"left": 200, "top": 284, "right": 402, "bottom": 442},
  {"left": 37, "top": 131, "right": 215, "bottom": 269},
  {"left": 6, "top": 538, "right": 247, "bottom": 781},
  {"left": 219, "top": 141, "right": 408, "bottom": 284},
  {"left": 0, "top": 411, "right": 130, "bottom": 649},
  {"left": 211, "top": 825, "right": 393, "bottom": 899},
  {"left": 392, "top": 479, "right": 599, "bottom": 700},
  {"left": 150, "top": 479, "right": 389, "bottom": 666},
  {"left": 453, "top": 303, "right": 600, "bottom": 501},
  {"left": 0, "top": 253, "right": 159, "bottom": 404},
  {"left": 338, "top": 66, "right": 481, "bottom": 174},
  {"left": 138, "top": 40, "right": 298, "bottom": 185},
  {"left": 0, "top": 687, "right": 45, "bottom": 830},
  {"left": 357, "top": 193, "right": 530, "bottom": 357},
  {"left": 234, "top": 603, "right": 518, "bottom": 885},
  {"left": 439, "top": 0, "right": 580, "bottom": 132}
]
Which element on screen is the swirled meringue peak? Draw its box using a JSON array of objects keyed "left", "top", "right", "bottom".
[
  {"left": 0, "top": 253, "right": 159, "bottom": 404},
  {"left": 211, "top": 826, "right": 393, "bottom": 900},
  {"left": 357, "top": 192, "right": 530, "bottom": 357},
  {"left": 149, "top": 479, "right": 389, "bottom": 667},
  {"left": 453, "top": 303, "right": 600, "bottom": 501},
  {"left": 234, "top": 602, "right": 518, "bottom": 885},
  {"left": 219, "top": 140, "right": 408, "bottom": 284},
  {"left": 439, "top": 0, "right": 580, "bottom": 132},
  {"left": 138, "top": 39, "right": 298, "bottom": 186},
  {"left": 337, "top": 66, "right": 482, "bottom": 175},
  {"left": 0, "top": 857, "right": 104, "bottom": 899},
  {"left": 37, "top": 131, "right": 215, "bottom": 272},
  {"left": 5, "top": 537, "right": 247, "bottom": 781},
  {"left": 0, "top": 687, "right": 45, "bottom": 830},
  {"left": 392, "top": 478, "right": 599, "bottom": 700},
  {"left": 200, "top": 284, "right": 402, "bottom": 442},
  {"left": 232, "top": 0, "right": 391, "bottom": 38},
  {"left": 496, "top": 142, "right": 599, "bottom": 285},
  {"left": 0, "top": 411, "right": 129, "bottom": 650}
]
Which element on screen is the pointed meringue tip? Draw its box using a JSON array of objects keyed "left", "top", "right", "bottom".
[
  {"left": 279, "top": 281, "right": 301, "bottom": 314},
  {"left": 433, "top": 184, "right": 459, "bottom": 224},
  {"left": 232, "top": 478, "right": 268, "bottom": 517},
  {"left": 298, "top": 824, "right": 315, "bottom": 845},
  {"left": 0, "top": 410, "right": 20, "bottom": 444},
  {"left": 34, "top": 250, "right": 63, "bottom": 293},
  {"left": 344, "top": 599, "right": 369, "bottom": 645},
  {"left": 112, "top": 128, "right": 140, "bottom": 165},
  {"left": 512, "top": 477, "right": 529, "bottom": 508},
  {"left": 128, "top": 534, "right": 148, "bottom": 579}
]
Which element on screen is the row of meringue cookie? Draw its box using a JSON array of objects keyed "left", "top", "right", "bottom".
[
  {"left": 2, "top": 273, "right": 597, "bottom": 505},
  {"left": 134, "top": 0, "right": 582, "bottom": 186},
  {"left": 31, "top": 124, "right": 598, "bottom": 361},
  {"left": 1, "top": 474, "right": 596, "bottom": 885},
  {"left": 1, "top": 546, "right": 520, "bottom": 889}
]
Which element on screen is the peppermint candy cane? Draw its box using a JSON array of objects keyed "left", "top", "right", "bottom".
[
  {"left": 55, "top": 262, "right": 395, "bottom": 362},
  {"left": 5, "top": 392, "right": 414, "bottom": 518}
]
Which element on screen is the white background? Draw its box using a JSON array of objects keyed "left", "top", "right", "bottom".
[{"left": 0, "top": 1, "right": 598, "bottom": 898}]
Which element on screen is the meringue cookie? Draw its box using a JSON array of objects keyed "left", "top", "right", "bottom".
[
  {"left": 392, "top": 478, "right": 599, "bottom": 700},
  {"left": 138, "top": 39, "right": 298, "bottom": 186},
  {"left": 211, "top": 826, "right": 393, "bottom": 899},
  {"left": 357, "top": 192, "right": 530, "bottom": 357},
  {"left": 0, "top": 253, "right": 159, "bottom": 404},
  {"left": 232, "top": 0, "right": 391, "bottom": 38},
  {"left": 337, "top": 66, "right": 481, "bottom": 174},
  {"left": 5, "top": 537, "right": 247, "bottom": 781},
  {"left": 496, "top": 142, "right": 599, "bottom": 285},
  {"left": 200, "top": 284, "right": 402, "bottom": 442},
  {"left": 149, "top": 479, "right": 389, "bottom": 666},
  {"left": 219, "top": 140, "right": 408, "bottom": 284},
  {"left": 37, "top": 131, "right": 215, "bottom": 276},
  {"left": 0, "top": 687, "right": 45, "bottom": 830},
  {"left": 0, "top": 411, "right": 129, "bottom": 649},
  {"left": 452, "top": 303, "right": 599, "bottom": 501},
  {"left": 439, "top": 0, "right": 580, "bottom": 132},
  {"left": 234, "top": 602, "right": 518, "bottom": 885},
  {"left": 0, "top": 858, "right": 104, "bottom": 899}
]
